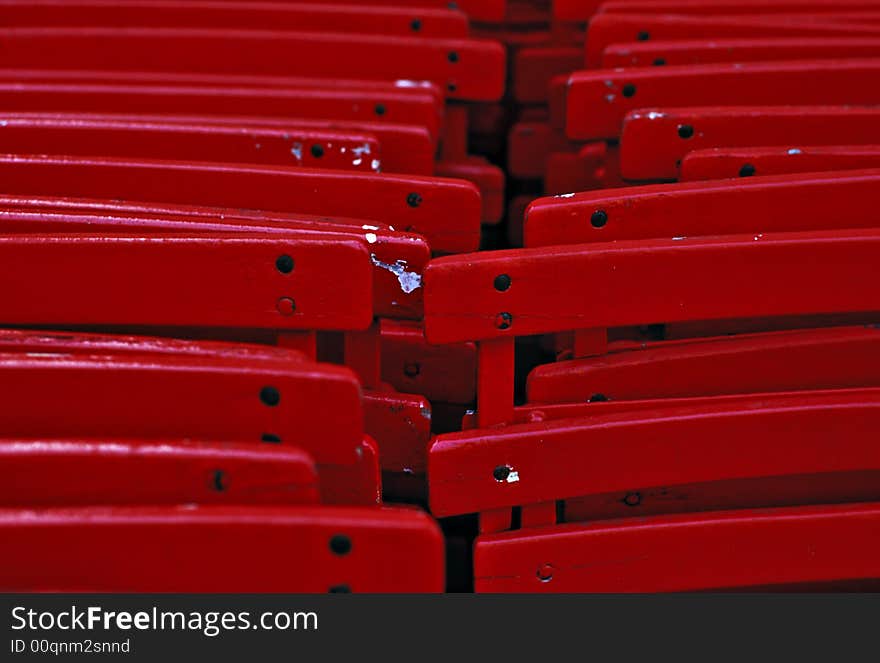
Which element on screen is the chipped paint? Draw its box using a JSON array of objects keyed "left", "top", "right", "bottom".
[
  {"left": 506, "top": 471, "right": 520, "bottom": 483},
  {"left": 290, "top": 142, "right": 303, "bottom": 161},
  {"left": 371, "top": 159, "right": 381, "bottom": 172},
  {"left": 788, "top": 148, "right": 802, "bottom": 155},
  {"left": 365, "top": 233, "right": 378, "bottom": 244},
  {"left": 362, "top": 224, "right": 380, "bottom": 231},
  {"left": 555, "top": 192, "right": 575, "bottom": 198},
  {"left": 370, "top": 254, "right": 422, "bottom": 294}
]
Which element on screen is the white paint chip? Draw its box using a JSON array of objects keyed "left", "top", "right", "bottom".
[
  {"left": 506, "top": 471, "right": 520, "bottom": 483},
  {"left": 370, "top": 254, "right": 422, "bottom": 294}
]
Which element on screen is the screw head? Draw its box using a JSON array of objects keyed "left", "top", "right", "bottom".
[
  {"left": 493, "top": 465, "right": 512, "bottom": 482},
  {"left": 374, "top": 103, "right": 386, "bottom": 116},
  {"left": 329, "top": 534, "right": 352, "bottom": 555},
  {"left": 494, "top": 312, "right": 513, "bottom": 330},
  {"left": 678, "top": 124, "right": 694, "bottom": 139},
  {"left": 494, "top": 274, "right": 512, "bottom": 291},
  {"left": 536, "top": 564, "right": 555, "bottom": 582},
  {"left": 260, "top": 386, "right": 280, "bottom": 407},
  {"left": 653, "top": 57, "right": 666, "bottom": 66},
  {"left": 622, "top": 83, "right": 636, "bottom": 97},
  {"left": 261, "top": 433, "right": 282, "bottom": 444},
  {"left": 637, "top": 30, "right": 650, "bottom": 41},
  {"left": 212, "top": 470, "right": 227, "bottom": 491},
  {"left": 447, "top": 51, "right": 459, "bottom": 63},
  {"left": 276, "top": 297, "right": 296, "bottom": 316},
  {"left": 403, "top": 362, "right": 421, "bottom": 378},
  {"left": 310, "top": 144, "right": 324, "bottom": 158},
  {"left": 406, "top": 192, "right": 422, "bottom": 208},
  {"left": 410, "top": 18, "right": 422, "bottom": 31},
  {"left": 588, "top": 393, "right": 609, "bottom": 402},
  {"left": 591, "top": 209, "right": 608, "bottom": 228},
  {"left": 739, "top": 163, "right": 756, "bottom": 177},
  {"left": 623, "top": 492, "right": 642, "bottom": 507},
  {"left": 275, "top": 254, "right": 294, "bottom": 274}
]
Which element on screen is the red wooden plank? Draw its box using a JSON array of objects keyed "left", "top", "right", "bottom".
[
  {"left": 0, "top": 232, "right": 373, "bottom": 331},
  {"left": 524, "top": 169, "right": 880, "bottom": 247},
  {"left": 0, "top": 155, "right": 481, "bottom": 253},
  {"left": 567, "top": 60, "right": 880, "bottom": 141},
  {"left": 0, "top": 0, "right": 469, "bottom": 37},
  {"left": 0, "top": 27, "right": 506, "bottom": 102},
  {"left": 619, "top": 106, "right": 880, "bottom": 180},
  {"left": 584, "top": 13, "right": 880, "bottom": 66},
  {"left": 475, "top": 502, "right": 880, "bottom": 592},
  {"left": 0, "top": 505, "right": 444, "bottom": 592},
  {"left": 681, "top": 144, "right": 880, "bottom": 181},
  {"left": 0, "top": 205, "right": 427, "bottom": 321},
  {"left": 0, "top": 113, "right": 383, "bottom": 172},
  {"left": 602, "top": 37, "right": 880, "bottom": 68},
  {"left": 528, "top": 326, "right": 880, "bottom": 403},
  {"left": 432, "top": 388, "right": 880, "bottom": 516},
  {"left": 0, "top": 438, "right": 319, "bottom": 506},
  {"left": 424, "top": 229, "right": 880, "bottom": 344}
]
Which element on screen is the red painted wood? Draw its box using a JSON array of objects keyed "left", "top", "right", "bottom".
[
  {"left": 424, "top": 229, "right": 880, "bottom": 344},
  {"left": 363, "top": 390, "right": 432, "bottom": 474},
  {"left": 528, "top": 326, "right": 880, "bottom": 403},
  {"left": 431, "top": 388, "right": 880, "bottom": 516},
  {"left": 0, "top": 351, "right": 363, "bottom": 469},
  {"left": 0, "top": 78, "right": 442, "bottom": 138},
  {"left": 584, "top": 13, "right": 880, "bottom": 67},
  {"left": 0, "top": 505, "right": 444, "bottom": 592},
  {"left": 602, "top": 37, "right": 880, "bottom": 68},
  {"left": 619, "top": 106, "right": 880, "bottom": 180},
  {"left": 0, "top": 0, "right": 469, "bottom": 37},
  {"left": 681, "top": 144, "right": 880, "bottom": 181},
  {"left": 0, "top": 438, "right": 319, "bottom": 506},
  {"left": 0, "top": 114, "right": 383, "bottom": 172},
  {"left": 524, "top": 169, "right": 880, "bottom": 247},
  {"left": 0, "top": 155, "right": 481, "bottom": 253},
  {"left": 567, "top": 60, "right": 880, "bottom": 141},
  {"left": 0, "top": 199, "right": 429, "bottom": 320},
  {"left": 475, "top": 502, "right": 880, "bottom": 592},
  {"left": 380, "top": 320, "right": 476, "bottom": 404},
  {"left": 0, "top": 232, "right": 374, "bottom": 331},
  {"left": 0, "top": 27, "right": 505, "bottom": 102}
]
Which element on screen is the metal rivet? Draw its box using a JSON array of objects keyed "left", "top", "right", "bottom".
[
  {"left": 447, "top": 81, "right": 457, "bottom": 93},
  {"left": 330, "top": 534, "right": 352, "bottom": 555},
  {"left": 275, "top": 254, "right": 294, "bottom": 274},
  {"left": 448, "top": 51, "right": 459, "bottom": 63},
  {"left": 493, "top": 465, "right": 512, "bottom": 482},
  {"left": 623, "top": 492, "right": 642, "bottom": 507},
  {"left": 329, "top": 585, "right": 351, "bottom": 593},
  {"left": 260, "top": 386, "right": 280, "bottom": 407},
  {"left": 276, "top": 297, "right": 296, "bottom": 316},
  {"left": 653, "top": 57, "right": 666, "bottom": 66},
  {"left": 406, "top": 192, "right": 422, "bottom": 207},
  {"left": 537, "top": 564, "right": 554, "bottom": 582},
  {"left": 495, "top": 312, "right": 513, "bottom": 330},
  {"left": 403, "top": 362, "right": 421, "bottom": 378},
  {"left": 410, "top": 18, "right": 422, "bottom": 31},
  {"left": 637, "top": 30, "right": 650, "bottom": 41},
  {"left": 374, "top": 103, "right": 386, "bottom": 116},
  {"left": 212, "top": 470, "right": 227, "bottom": 491},
  {"left": 622, "top": 83, "right": 636, "bottom": 97},
  {"left": 678, "top": 124, "right": 694, "bottom": 139},
  {"left": 588, "top": 393, "right": 609, "bottom": 402},
  {"left": 261, "top": 433, "right": 281, "bottom": 444},
  {"left": 494, "top": 274, "right": 512, "bottom": 291},
  {"left": 310, "top": 144, "right": 324, "bottom": 158},
  {"left": 591, "top": 209, "right": 608, "bottom": 228},
  {"left": 739, "top": 163, "right": 756, "bottom": 177}
]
